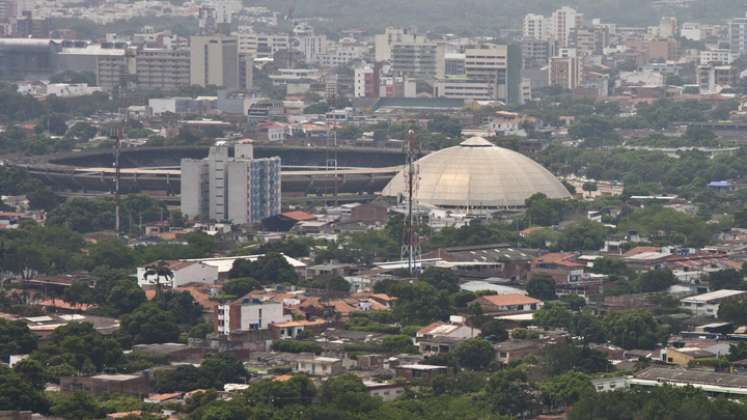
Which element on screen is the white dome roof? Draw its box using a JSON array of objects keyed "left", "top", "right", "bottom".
[{"left": 382, "top": 136, "right": 571, "bottom": 208}]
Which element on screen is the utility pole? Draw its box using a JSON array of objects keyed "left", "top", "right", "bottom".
[
  {"left": 401, "top": 129, "right": 420, "bottom": 276},
  {"left": 114, "top": 126, "right": 121, "bottom": 236}
]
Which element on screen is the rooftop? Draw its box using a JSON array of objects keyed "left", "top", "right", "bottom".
[
  {"left": 681, "top": 289, "right": 747, "bottom": 303},
  {"left": 478, "top": 294, "right": 542, "bottom": 307}
]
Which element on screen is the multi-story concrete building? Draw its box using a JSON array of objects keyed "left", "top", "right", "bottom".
[
  {"left": 522, "top": 39, "right": 552, "bottom": 68},
  {"left": 135, "top": 48, "right": 190, "bottom": 91},
  {"left": 444, "top": 53, "right": 466, "bottom": 75},
  {"left": 433, "top": 77, "right": 497, "bottom": 101},
  {"left": 697, "top": 64, "right": 737, "bottom": 93},
  {"left": 216, "top": 294, "right": 287, "bottom": 335},
  {"left": 354, "top": 64, "right": 378, "bottom": 98},
  {"left": 699, "top": 49, "right": 738, "bottom": 65},
  {"left": 180, "top": 142, "right": 281, "bottom": 224},
  {"left": 391, "top": 41, "right": 444, "bottom": 79},
  {"left": 728, "top": 15, "right": 747, "bottom": 54},
  {"left": 190, "top": 34, "right": 239, "bottom": 89},
  {"left": 374, "top": 27, "right": 427, "bottom": 62},
  {"left": 237, "top": 29, "right": 289, "bottom": 58},
  {"left": 551, "top": 7, "right": 583, "bottom": 48},
  {"left": 568, "top": 26, "right": 596, "bottom": 57},
  {"left": 548, "top": 49, "right": 582, "bottom": 90},
  {"left": 523, "top": 13, "right": 550, "bottom": 41}
]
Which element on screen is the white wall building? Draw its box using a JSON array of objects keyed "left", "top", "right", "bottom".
[
  {"left": 136, "top": 261, "right": 218, "bottom": 289},
  {"left": 181, "top": 142, "right": 281, "bottom": 224},
  {"left": 216, "top": 295, "right": 287, "bottom": 335},
  {"left": 680, "top": 289, "right": 747, "bottom": 317}
]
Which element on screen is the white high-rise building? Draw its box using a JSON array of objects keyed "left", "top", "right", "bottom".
[
  {"left": 523, "top": 14, "right": 550, "bottom": 40},
  {"left": 374, "top": 27, "right": 428, "bottom": 62},
  {"left": 728, "top": 14, "right": 747, "bottom": 54},
  {"left": 190, "top": 34, "right": 239, "bottom": 89},
  {"left": 181, "top": 143, "right": 281, "bottom": 225},
  {"left": 551, "top": 7, "right": 583, "bottom": 48}
]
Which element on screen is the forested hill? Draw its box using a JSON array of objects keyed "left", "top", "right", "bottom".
[{"left": 254, "top": 0, "right": 745, "bottom": 33}]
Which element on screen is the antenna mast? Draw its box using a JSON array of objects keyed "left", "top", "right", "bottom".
[{"left": 401, "top": 129, "right": 420, "bottom": 276}]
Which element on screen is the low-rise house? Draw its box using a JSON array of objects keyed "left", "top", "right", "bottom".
[
  {"left": 295, "top": 356, "right": 343, "bottom": 376},
  {"left": 620, "top": 366, "right": 747, "bottom": 397},
  {"left": 272, "top": 319, "right": 328, "bottom": 339},
  {"left": 422, "top": 244, "right": 539, "bottom": 280},
  {"left": 663, "top": 346, "right": 717, "bottom": 366},
  {"left": 529, "top": 252, "right": 584, "bottom": 283},
  {"left": 394, "top": 364, "right": 449, "bottom": 383},
  {"left": 475, "top": 294, "right": 543, "bottom": 314},
  {"left": 60, "top": 373, "right": 150, "bottom": 396},
  {"left": 680, "top": 289, "right": 747, "bottom": 317},
  {"left": 363, "top": 381, "right": 406, "bottom": 402},
  {"left": 137, "top": 260, "right": 218, "bottom": 289},
  {"left": 494, "top": 339, "right": 545, "bottom": 364}
]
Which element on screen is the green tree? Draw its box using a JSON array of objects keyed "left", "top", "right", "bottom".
[
  {"left": 603, "top": 309, "right": 662, "bottom": 349},
  {"left": 228, "top": 252, "right": 298, "bottom": 284},
  {"left": 453, "top": 338, "right": 495, "bottom": 370},
  {"left": 635, "top": 268, "right": 676, "bottom": 293},
  {"left": 484, "top": 369, "right": 537, "bottom": 417},
  {"left": 718, "top": 299, "right": 747, "bottom": 325},
  {"left": 0, "top": 366, "right": 49, "bottom": 412},
  {"left": 557, "top": 220, "right": 607, "bottom": 251},
  {"left": 319, "top": 374, "right": 381, "bottom": 413},
  {"left": 708, "top": 269, "right": 745, "bottom": 291},
  {"left": 527, "top": 275, "right": 557, "bottom": 300},
  {"left": 389, "top": 281, "right": 451, "bottom": 325},
  {"left": 13, "top": 358, "right": 48, "bottom": 389},
  {"left": 543, "top": 343, "right": 611, "bottom": 375},
  {"left": 0, "top": 319, "right": 38, "bottom": 362},
  {"left": 245, "top": 375, "right": 316, "bottom": 408},
  {"left": 539, "top": 371, "right": 593, "bottom": 409},
  {"left": 420, "top": 267, "right": 460, "bottom": 294},
  {"left": 49, "top": 391, "right": 102, "bottom": 420},
  {"left": 120, "top": 303, "right": 180, "bottom": 344},
  {"left": 222, "top": 277, "right": 259, "bottom": 298}
]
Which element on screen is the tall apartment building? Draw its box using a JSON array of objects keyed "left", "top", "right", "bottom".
[
  {"left": 464, "top": 44, "right": 507, "bottom": 99},
  {"left": 391, "top": 41, "right": 444, "bottom": 79},
  {"left": 548, "top": 49, "right": 582, "bottom": 90},
  {"left": 551, "top": 7, "right": 583, "bottom": 48},
  {"left": 135, "top": 48, "right": 190, "bottom": 91},
  {"left": 374, "top": 27, "right": 428, "bottom": 62},
  {"left": 181, "top": 143, "right": 281, "bottom": 225},
  {"left": 522, "top": 39, "right": 552, "bottom": 68},
  {"left": 354, "top": 64, "right": 378, "bottom": 97},
  {"left": 237, "top": 30, "right": 289, "bottom": 58},
  {"left": 96, "top": 51, "right": 135, "bottom": 91},
  {"left": 568, "top": 27, "right": 596, "bottom": 57},
  {"left": 523, "top": 14, "right": 549, "bottom": 40},
  {"left": 190, "top": 34, "right": 239, "bottom": 89},
  {"left": 0, "top": 0, "right": 15, "bottom": 22},
  {"left": 728, "top": 15, "right": 747, "bottom": 54}
]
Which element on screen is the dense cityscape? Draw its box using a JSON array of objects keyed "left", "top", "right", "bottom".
[{"left": 1, "top": 0, "right": 747, "bottom": 419}]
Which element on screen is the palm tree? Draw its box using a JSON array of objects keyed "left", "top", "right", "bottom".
[{"left": 142, "top": 261, "right": 174, "bottom": 295}]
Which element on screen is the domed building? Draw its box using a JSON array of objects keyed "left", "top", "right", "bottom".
[{"left": 382, "top": 137, "right": 571, "bottom": 209}]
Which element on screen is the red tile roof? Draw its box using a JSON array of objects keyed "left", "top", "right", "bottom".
[
  {"left": 478, "top": 294, "right": 542, "bottom": 307},
  {"left": 532, "top": 252, "right": 583, "bottom": 268},
  {"left": 281, "top": 211, "right": 316, "bottom": 222},
  {"left": 623, "top": 246, "right": 661, "bottom": 258}
]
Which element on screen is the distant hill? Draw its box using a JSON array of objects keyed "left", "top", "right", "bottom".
[{"left": 253, "top": 0, "right": 744, "bottom": 34}]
